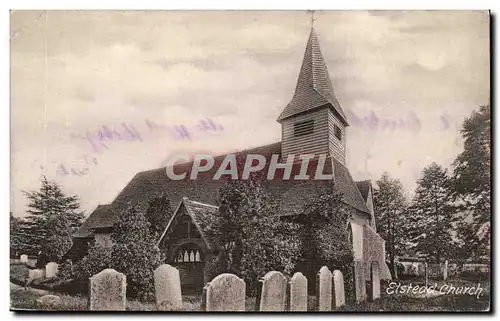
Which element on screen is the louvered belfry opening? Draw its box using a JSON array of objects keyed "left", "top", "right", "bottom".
[{"left": 293, "top": 119, "right": 315, "bottom": 137}]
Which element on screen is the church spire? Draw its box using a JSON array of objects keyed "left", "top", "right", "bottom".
[{"left": 277, "top": 26, "right": 348, "bottom": 126}]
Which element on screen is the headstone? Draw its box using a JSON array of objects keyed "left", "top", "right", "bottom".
[
  {"left": 288, "top": 272, "right": 307, "bottom": 311},
  {"left": 353, "top": 260, "right": 366, "bottom": 303},
  {"left": 424, "top": 262, "right": 428, "bottom": 288},
  {"left": 20, "top": 254, "right": 28, "bottom": 264},
  {"left": 154, "top": 264, "right": 183, "bottom": 311},
  {"left": 45, "top": 262, "right": 59, "bottom": 278},
  {"left": 257, "top": 271, "right": 287, "bottom": 311},
  {"left": 369, "top": 262, "right": 380, "bottom": 301},
  {"left": 89, "top": 269, "right": 126, "bottom": 311},
  {"left": 316, "top": 266, "right": 332, "bottom": 311},
  {"left": 28, "top": 268, "right": 45, "bottom": 280},
  {"left": 443, "top": 260, "right": 448, "bottom": 281},
  {"left": 332, "top": 270, "right": 345, "bottom": 308},
  {"left": 202, "top": 273, "right": 245, "bottom": 311},
  {"left": 36, "top": 295, "right": 62, "bottom": 308}
]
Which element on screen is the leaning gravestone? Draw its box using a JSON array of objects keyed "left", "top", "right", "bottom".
[
  {"left": 89, "top": 269, "right": 126, "bottom": 311},
  {"left": 257, "top": 271, "right": 287, "bottom": 311},
  {"left": 202, "top": 273, "right": 245, "bottom": 311},
  {"left": 288, "top": 272, "right": 307, "bottom": 311},
  {"left": 20, "top": 254, "right": 28, "bottom": 264},
  {"left": 154, "top": 264, "right": 183, "bottom": 311},
  {"left": 45, "top": 262, "right": 59, "bottom": 279},
  {"left": 353, "top": 260, "right": 367, "bottom": 303},
  {"left": 369, "top": 262, "right": 380, "bottom": 301},
  {"left": 332, "top": 270, "right": 345, "bottom": 308},
  {"left": 316, "top": 266, "right": 332, "bottom": 311}
]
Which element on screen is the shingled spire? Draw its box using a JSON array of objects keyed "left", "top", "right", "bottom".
[{"left": 278, "top": 28, "right": 348, "bottom": 126}]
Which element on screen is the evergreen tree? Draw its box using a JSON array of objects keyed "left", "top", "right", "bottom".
[
  {"left": 21, "top": 176, "right": 84, "bottom": 262},
  {"left": 111, "top": 204, "right": 164, "bottom": 300},
  {"left": 451, "top": 104, "right": 491, "bottom": 261},
  {"left": 299, "top": 182, "right": 354, "bottom": 296},
  {"left": 145, "top": 193, "right": 174, "bottom": 239},
  {"left": 207, "top": 165, "right": 301, "bottom": 295},
  {"left": 408, "top": 163, "right": 455, "bottom": 263},
  {"left": 10, "top": 212, "right": 23, "bottom": 258},
  {"left": 373, "top": 173, "right": 409, "bottom": 277}
]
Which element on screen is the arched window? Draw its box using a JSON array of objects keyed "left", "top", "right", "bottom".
[{"left": 173, "top": 244, "right": 204, "bottom": 263}]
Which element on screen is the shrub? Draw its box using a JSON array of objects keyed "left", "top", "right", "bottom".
[
  {"left": 110, "top": 204, "right": 164, "bottom": 301},
  {"left": 297, "top": 183, "right": 354, "bottom": 297},
  {"left": 206, "top": 175, "right": 302, "bottom": 296},
  {"left": 71, "top": 242, "right": 112, "bottom": 281}
]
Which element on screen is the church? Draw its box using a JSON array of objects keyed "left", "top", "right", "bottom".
[{"left": 69, "top": 26, "right": 391, "bottom": 291}]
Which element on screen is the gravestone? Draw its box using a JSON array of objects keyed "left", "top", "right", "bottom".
[
  {"left": 443, "top": 260, "right": 448, "bottom": 281},
  {"left": 369, "top": 262, "right": 380, "bottom": 301},
  {"left": 288, "top": 272, "right": 307, "bottom": 311},
  {"left": 89, "top": 269, "right": 126, "bottom": 311},
  {"left": 28, "top": 268, "right": 45, "bottom": 281},
  {"left": 332, "top": 270, "right": 345, "bottom": 308},
  {"left": 257, "top": 271, "right": 287, "bottom": 311},
  {"left": 353, "top": 260, "right": 366, "bottom": 303},
  {"left": 154, "top": 264, "right": 183, "bottom": 311},
  {"left": 202, "top": 273, "right": 245, "bottom": 311},
  {"left": 316, "top": 266, "right": 332, "bottom": 311},
  {"left": 45, "top": 262, "right": 59, "bottom": 279},
  {"left": 20, "top": 254, "right": 28, "bottom": 264},
  {"left": 424, "top": 262, "right": 429, "bottom": 288},
  {"left": 36, "top": 295, "right": 62, "bottom": 308}
]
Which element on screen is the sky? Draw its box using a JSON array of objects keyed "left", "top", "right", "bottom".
[{"left": 10, "top": 10, "right": 490, "bottom": 217}]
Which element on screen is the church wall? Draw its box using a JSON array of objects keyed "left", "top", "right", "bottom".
[
  {"left": 362, "top": 224, "right": 392, "bottom": 279},
  {"left": 94, "top": 232, "right": 113, "bottom": 248},
  {"left": 365, "top": 188, "right": 377, "bottom": 232},
  {"left": 281, "top": 108, "right": 330, "bottom": 158},
  {"left": 327, "top": 109, "right": 346, "bottom": 164}
]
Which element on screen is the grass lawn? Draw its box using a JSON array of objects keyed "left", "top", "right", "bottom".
[
  {"left": 11, "top": 258, "right": 490, "bottom": 312},
  {"left": 339, "top": 278, "right": 490, "bottom": 312}
]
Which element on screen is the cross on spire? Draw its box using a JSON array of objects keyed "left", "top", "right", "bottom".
[{"left": 310, "top": 10, "right": 316, "bottom": 28}]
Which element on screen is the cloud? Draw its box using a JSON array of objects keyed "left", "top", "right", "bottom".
[{"left": 10, "top": 10, "right": 490, "bottom": 217}]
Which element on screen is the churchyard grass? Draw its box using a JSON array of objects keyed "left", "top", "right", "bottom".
[{"left": 339, "top": 278, "right": 490, "bottom": 312}]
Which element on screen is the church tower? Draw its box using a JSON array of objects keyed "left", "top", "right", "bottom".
[{"left": 277, "top": 27, "right": 349, "bottom": 165}]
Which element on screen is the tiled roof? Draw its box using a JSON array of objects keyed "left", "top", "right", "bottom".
[
  {"left": 277, "top": 28, "right": 348, "bottom": 125},
  {"left": 73, "top": 204, "right": 111, "bottom": 238},
  {"left": 355, "top": 180, "right": 372, "bottom": 202},
  {"left": 75, "top": 142, "right": 370, "bottom": 238},
  {"left": 158, "top": 197, "right": 219, "bottom": 250}
]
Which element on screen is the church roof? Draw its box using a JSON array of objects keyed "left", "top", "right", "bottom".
[
  {"left": 355, "top": 180, "right": 372, "bottom": 202},
  {"left": 277, "top": 28, "right": 348, "bottom": 125},
  {"left": 73, "top": 204, "right": 111, "bottom": 238},
  {"left": 74, "top": 142, "right": 370, "bottom": 238}
]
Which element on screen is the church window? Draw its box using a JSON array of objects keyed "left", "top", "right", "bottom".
[
  {"left": 334, "top": 124, "right": 342, "bottom": 140},
  {"left": 173, "top": 244, "right": 204, "bottom": 263},
  {"left": 294, "top": 120, "right": 314, "bottom": 137}
]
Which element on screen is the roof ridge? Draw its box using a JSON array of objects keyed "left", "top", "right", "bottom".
[{"left": 184, "top": 198, "right": 219, "bottom": 209}]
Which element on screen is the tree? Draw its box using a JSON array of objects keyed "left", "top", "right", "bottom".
[
  {"left": 408, "top": 163, "right": 455, "bottom": 263},
  {"left": 373, "top": 172, "right": 409, "bottom": 277},
  {"left": 207, "top": 171, "right": 301, "bottom": 295},
  {"left": 298, "top": 182, "right": 354, "bottom": 296},
  {"left": 10, "top": 213, "right": 23, "bottom": 258},
  {"left": 21, "top": 176, "right": 85, "bottom": 262},
  {"left": 111, "top": 204, "right": 164, "bottom": 300},
  {"left": 451, "top": 104, "right": 491, "bottom": 261},
  {"left": 145, "top": 193, "right": 174, "bottom": 239}
]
